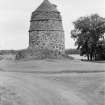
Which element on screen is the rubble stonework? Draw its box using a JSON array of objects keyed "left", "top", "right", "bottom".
[
  {"left": 16, "top": 0, "right": 66, "bottom": 60},
  {"left": 29, "top": 0, "right": 65, "bottom": 54}
]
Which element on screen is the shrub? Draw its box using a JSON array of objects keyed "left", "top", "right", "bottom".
[{"left": 15, "top": 48, "right": 63, "bottom": 60}]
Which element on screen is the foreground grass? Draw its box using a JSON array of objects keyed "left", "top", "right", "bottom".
[
  {"left": 0, "top": 72, "right": 104, "bottom": 105},
  {"left": 0, "top": 58, "right": 105, "bottom": 72},
  {"left": 0, "top": 57, "right": 104, "bottom": 105}
]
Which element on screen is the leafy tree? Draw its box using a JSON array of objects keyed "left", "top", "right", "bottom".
[
  {"left": 95, "top": 39, "right": 105, "bottom": 60},
  {"left": 71, "top": 14, "right": 105, "bottom": 61}
]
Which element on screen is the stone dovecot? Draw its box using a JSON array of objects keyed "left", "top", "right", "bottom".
[{"left": 29, "top": 0, "right": 65, "bottom": 54}]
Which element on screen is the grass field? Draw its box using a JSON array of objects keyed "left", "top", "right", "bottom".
[{"left": 0, "top": 54, "right": 105, "bottom": 105}]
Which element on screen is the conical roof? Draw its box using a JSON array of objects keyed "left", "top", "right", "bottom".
[
  {"left": 35, "top": 0, "right": 58, "bottom": 12},
  {"left": 31, "top": 0, "right": 61, "bottom": 21}
]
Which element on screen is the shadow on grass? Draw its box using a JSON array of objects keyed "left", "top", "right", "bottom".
[
  {"left": 81, "top": 59, "right": 105, "bottom": 63},
  {"left": 0, "top": 68, "right": 4, "bottom": 71}
]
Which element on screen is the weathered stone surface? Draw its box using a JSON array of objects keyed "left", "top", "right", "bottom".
[
  {"left": 29, "top": 0, "right": 65, "bottom": 54},
  {"left": 16, "top": 0, "right": 65, "bottom": 60},
  {"left": 29, "top": 20, "right": 63, "bottom": 31},
  {"left": 29, "top": 31, "right": 65, "bottom": 52}
]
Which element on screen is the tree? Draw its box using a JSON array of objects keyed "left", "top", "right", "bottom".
[
  {"left": 95, "top": 39, "right": 105, "bottom": 60},
  {"left": 71, "top": 14, "right": 105, "bottom": 61}
]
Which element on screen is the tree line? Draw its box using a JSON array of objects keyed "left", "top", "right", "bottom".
[{"left": 71, "top": 14, "right": 105, "bottom": 61}]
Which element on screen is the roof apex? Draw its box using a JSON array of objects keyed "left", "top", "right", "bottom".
[{"left": 35, "top": 0, "right": 58, "bottom": 12}]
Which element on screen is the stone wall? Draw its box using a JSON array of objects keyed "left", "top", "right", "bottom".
[
  {"left": 29, "top": 30, "right": 65, "bottom": 53},
  {"left": 28, "top": 0, "right": 65, "bottom": 55},
  {"left": 16, "top": 0, "right": 66, "bottom": 60},
  {"left": 29, "top": 17, "right": 65, "bottom": 54},
  {"left": 29, "top": 20, "right": 63, "bottom": 31}
]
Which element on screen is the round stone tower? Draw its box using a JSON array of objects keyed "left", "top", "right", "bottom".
[{"left": 29, "top": 0, "right": 65, "bottom": 54}]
